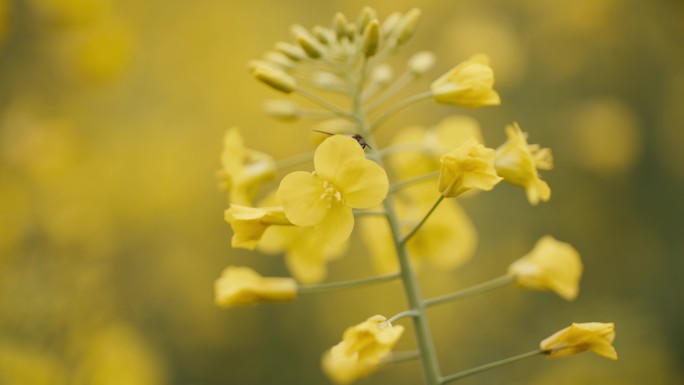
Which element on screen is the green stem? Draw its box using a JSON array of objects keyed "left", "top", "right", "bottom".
[
  {"left": 390, "top": 172, "right": 440, "bottom": 193},
  {"left": 353, "top": 209, "right": 387, "bottom": 217},
  {"left": 369, "top": 91, "right": 432, "bottom": 132},
  {"left": 366, "top": 70, "right": 415, "bottom": 111},
  {"left": 424, "top": 275, "right": 515, "bottom": 308},
  {"left": 401, "top": 195, "right": 444, "bottom": 245},
  {"left": 388, "top": 310, "right": 419, "bottom": 324},
  {"left": 295, "top": 87, "right": 355, "bottom": 120},
  {"left": 385, "top": 350, "right": 421, "bottom": 365},
  {"left": 440, "top": 349, "right": 543, "bottom": 384},
  {"left": 352, "top": 67, "right": 442, "bottom": 385},
  {"left": 297, "top": 272, "right": 400, "bottom": 295}
]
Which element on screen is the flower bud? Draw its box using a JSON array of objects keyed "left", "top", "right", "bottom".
[
  {"left": 297, "top": 32, "right": 325, "bottom": 59},
  {"left": 333, "top": 12, "right": 348, "bottom": 40},
  {"left": 362, "top": 20, "right": 380, "bottom": 58},
  {"left": 263, "top": 50, "right": 294, "bottom": 70},
  {"left": 371, "top": 64, "right": 394, "bottom": 86},
  {"left": 357, "top": 6, "right": 377, "bottom": 32},
  {"left": 408, "top": 51, "right": 436, "bottom": 75},
  {"left": 312, "top": 25, "right": 334, "bottom": 45},
  {"left": 395, "top": 8, "right": 421, "bottom": 45},
  {"left": 275, "top": 41, "right": 306, "bottom": 61},
  {"left": 381, "top": 12, "right": 401, "bottom": 38},
  {"left": 252, "top": 65, "right": 297, "bottom": 93},
  {"left": 263, "top": 99, "right": 301, "bottom": 122}
]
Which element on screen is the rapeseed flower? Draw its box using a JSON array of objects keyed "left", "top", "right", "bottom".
[
  {"left": 277, "top": 135, "right": 388, "bottom": 244},
  {"left": 508, "top": 236, "right": 582, "bottom": 300},
  {"left": 495, "top": 123, "right": 553, "bottom": 205},
  {"left": 438, "top": 138, "right": 502, "bottom": 197},
  {"left": 431, "top": 54, "right": 501, "bottom": 108},
  {"left": 224, "top": 204, "right": 291, "bottom": 250},
  {"left": 541, "top": 322, "right": 617, "bottom": 360},
  {"left": 322, "top": 315, "right": 404, "bottom": 384},
  {"left": 214, "top": 266, "right": 297, "bottom": 308},
  {"left": 217, "top": 127, "right": 276, "bottom": 205}
]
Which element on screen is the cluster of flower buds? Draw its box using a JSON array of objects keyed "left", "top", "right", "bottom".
[{"left": 247, "top": 8, "right": 445, "bottom": 125}]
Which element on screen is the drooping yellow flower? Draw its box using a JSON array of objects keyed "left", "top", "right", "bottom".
[
  {"left": 277, "top": 135, "right": 388, "bottom": 244},
  {"left": 217, "top": 127, "right": 276, "bottom": 205},
  {"left": 214, "top": 266, "right": 297, "bottom": 308},
  {"left": 495, "top": 123, "right": 553, "bottom": 205},
  {"left": 507, "top": 236, "right": 582, "bottom": 300},
  {"left": 438, "top": 138, "right": 502, "bottom": 197},
  {"left": 224, "top": 204, "right": 292, "bottom": 250},
  {"left": 322, "top": 315, "right": 404, "bottom": 385},
  {"left": 431, "top": 54, "right": 501, "bottom": 108},
  {"left": 540, "top": 322, "right": 618, "bottom": 360}
]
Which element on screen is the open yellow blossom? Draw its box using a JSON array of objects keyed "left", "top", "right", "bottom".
[
  {"left": 541, "top": 322, "right": 617, "bottom": 360},
  {"left": 214, "top": 266, "right": 297, "bottom": 308},
  {"left": 495, "top": 123, "right": 553, "bottom": 205},
  {"left": 277, "top": 135, "right": 388, "bottom": 244},
  {"left": 217, "top": 127, "right": 276, "bottom": 205},
  {"left": 508, "top": 236, "right": 582, "bottom": 300},
  {"left": 438, "top": 138, "right": 502, "bottom": 197},
  {"left": 322, "top": 315, "right": 404, "bottom": 385},
  {"left": 224, "top": 204, "right": 291, "bottom": 250},
  {"left": 431, "top": 54, "right": 501, "bottom": 108}
]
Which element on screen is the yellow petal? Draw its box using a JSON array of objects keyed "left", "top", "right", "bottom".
[
  {"left": 338, "top": 159, "right": 389, "bottom": 208},
  {"left": 316, "top": 203, "right": 354, "bottom": 244},
  {"left": 314, "top": 135, "right": 366, "bottom": 183},
  {"left": 277, "top": 171, "right": 328, "bottom": 226}
]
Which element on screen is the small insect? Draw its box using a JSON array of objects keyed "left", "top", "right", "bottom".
[{"left": 312, "top": 130, "right": 371, "bottom": 150}]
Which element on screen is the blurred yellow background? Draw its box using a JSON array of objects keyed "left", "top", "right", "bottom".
[{"left": 1, "top": 0, "right": 683, "bottom": 384}]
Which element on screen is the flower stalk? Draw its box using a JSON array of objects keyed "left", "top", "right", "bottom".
[
  {"left": 424, "top": 275, "right": 514, "bottom": 308},
  {"left": 297, "top": 272, "right": 400, "bottom": 295},
  {"left": 440, "top": 349, "right": 543, "bottom": 384}
]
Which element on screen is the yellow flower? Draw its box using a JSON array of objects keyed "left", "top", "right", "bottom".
[
  {"left": 217, "top": 127, "right": 276, "bottom": 205},
  {"left": 438, "top": 138, "right": 502, "bottom": 197},
  {"left": 259, "top": 225, "right": 347, "bottom": 284},
  {"left": 322, "top": 315, "right": 404, "bottom": 385},
  {"left": 224, "top": 204, "right": 292, "bottom": 250},
  {"left": 431, "top": 54, "right": 501, "bottom": 108},
  {"left": 277, "top": 135, "right": 388, "bottom": 244},
  {"left": 540, "top": 322, "right": 618, "bottom": 360},
  {"left": 495, "top": 123, "right": 553, "bottom": 205},
  {"left": 214, "top": 266, "right": 297, "bottom": 308},
  {"left": 507, "top": 236, "right": 582, "bottom": 300},
  {"left": 388, "top": 115, "right": 484, "bottom": 180}
]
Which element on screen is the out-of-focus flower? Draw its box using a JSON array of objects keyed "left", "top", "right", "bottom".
[
  {"left": 389, "top": 115, "right": 483, "bottom": 180},
  {"left": 361, "top": 195, "right": 477, "bottom": 274},
  {"left": 260, "top": 225, "right": 347, "bottom": 284},
  {"left": 214, "top": 266, "right": 297, "bottom": 308},
  {"left": 431, "top": 54, "right": 501, "bottom": 108},
  {"left": 322, "top": 315, "right": 404, "bottom": 384},
  {"left": 217, "top": 127, "right": 276, "bottom": 205},
  {"left": 224, "top": 204, "right": 291, "bottom": 250},
  {"left": 438, "top": 138, "right": 501, "bottom": 197},
  {"left": 495, "top": 123, "right": 553, "bottom": 205},
  {"left": 540, "top": 322, "right": 617, "bottom": 360},
  {"left": 277, "top": 135, "right": 388, "bottom": 244},
  {"left": 408, "top": 51, "right": 436, "bottom": 75},
  {"left": 507, "top": 236, "right": 582, "bottom": 301}
]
